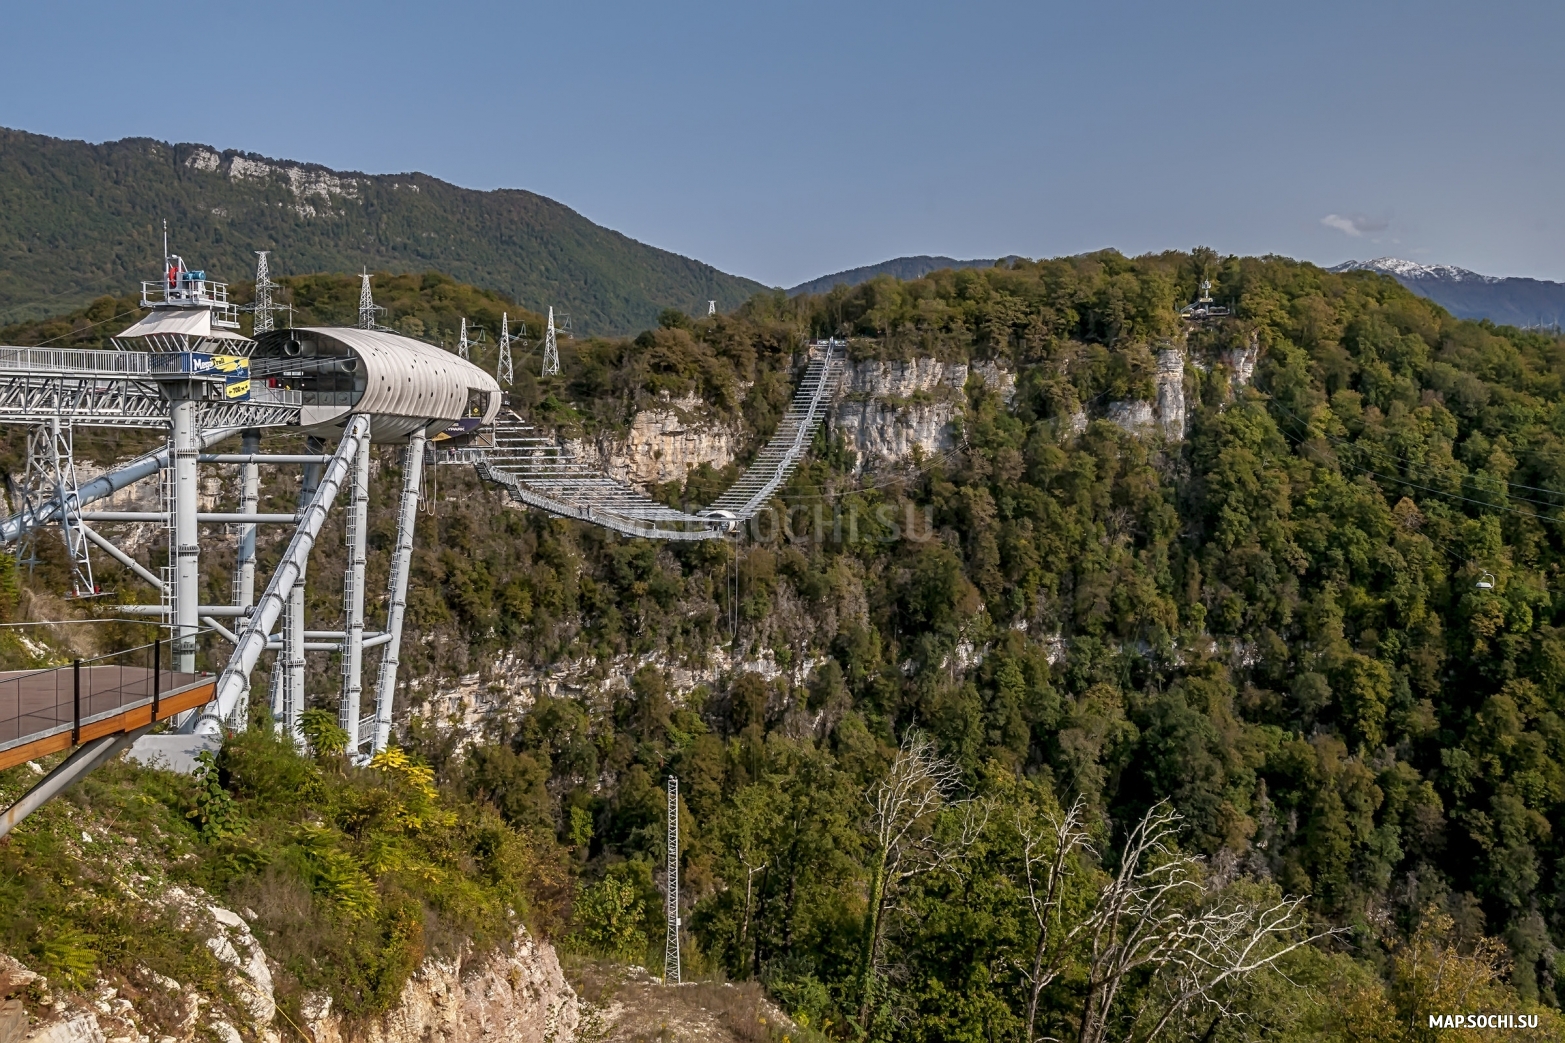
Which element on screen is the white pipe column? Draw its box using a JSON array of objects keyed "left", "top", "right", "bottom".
[
  {"left": 171, "top": 398, "right": 200, "bottom": 673},
  {"left": 372, "top": 430, "right": 426, "bottom": 753},
  {"left": 280, "top": 436, "right": 325, "bottom": 744},
  {"left": 231, "top": 430, "right": 261, "bottom": 729},
  {"left": 339, "top": 420, "right": 370, "bottom": 748},
  {"left": 235, "top": 430, "right": 261, "bottom": 608}
]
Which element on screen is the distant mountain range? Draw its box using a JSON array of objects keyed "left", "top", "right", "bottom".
[
  {"left": 788, "top": 255, "right": 998, "bottom": 296},
  {"left": 0, "top": 127, "right": 766, "bottom": 334},
  {"left": 1330, "top": 257, "right": 1565, "bottom": 329}
]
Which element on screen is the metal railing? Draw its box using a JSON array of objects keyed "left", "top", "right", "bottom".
[
  {"left": 0, "top": 346, "right": 154, "bottom": 377},
  {"left": 140, "top": 280, "right": 242, "bottom": 329},
  {"left": 249, "top": 384, "right": 303, "bottom": 407},
  {"left": 0, "top": 636, "right": 205, "bottom": 755}
]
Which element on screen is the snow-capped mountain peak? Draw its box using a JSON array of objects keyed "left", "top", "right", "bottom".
[{"left": 1330, "top": 257, "right": 1498, "bottom": 284}]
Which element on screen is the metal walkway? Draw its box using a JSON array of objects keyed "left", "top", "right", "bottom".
[
  {"left": 0, "top": 346, "right": 302, "bottom": 429},
  {"left": 446, "top": 340, "right": 844, "bottom": 539}
]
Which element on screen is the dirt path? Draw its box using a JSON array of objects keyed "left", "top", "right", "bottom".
[{"left": 566, "top": 962, "right": 799, "bottom": 1043}]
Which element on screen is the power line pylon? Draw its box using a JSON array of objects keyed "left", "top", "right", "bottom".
[
  {"left": 708, "top": 300, "right": 716, "bottom": 317},
  {"left": 458, "top": 317, "right": 471, "bottom": 361},
  {"left": 497, "top": 312, "right": 515, "bottom": 386},
  {"left": 542, "top": 307, "right": 560, "bottom": 377},
  {"left": 358, "top": 269, "right": 384, "bottom": 330},
  {"left": 253, "top": 251, "right": 279, "bottom": 335},
  {"left": 665, "top": 774, "right": 681, "bottom": 984}
]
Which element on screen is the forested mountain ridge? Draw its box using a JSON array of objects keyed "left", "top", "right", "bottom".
[
  {"left": 0, "top": 126, "right": 766, "bottom": 333},
  {"left": 5, "top": 252, "right": 1565, "bottom": 1040},
  {"left": 788, "top": 254, "right": 998, "bottom": 296}
]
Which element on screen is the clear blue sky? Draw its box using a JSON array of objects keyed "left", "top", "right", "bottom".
[{"left": 3, "top": 1, "right": 1562, "bottom": 287}]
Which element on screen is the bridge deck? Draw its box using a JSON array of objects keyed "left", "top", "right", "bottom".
[{"left": 0, "top": 665, "right": 215, "bottom": 771}]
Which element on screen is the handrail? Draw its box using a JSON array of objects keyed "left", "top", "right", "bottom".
[{"left": 0, "top": 346, "right": 154, "bottom": 375}]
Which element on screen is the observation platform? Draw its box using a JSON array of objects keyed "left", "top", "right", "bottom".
[
  {"left": 0, "top": 346, "right": 302, "bottom": 429},
  {"left": 0, "top": 656, "right": 214, "bottom": 771}
]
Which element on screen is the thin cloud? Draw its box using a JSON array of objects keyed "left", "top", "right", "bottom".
[{"left": 1321, "top": 213, "right": 1389, "bottom": 237}]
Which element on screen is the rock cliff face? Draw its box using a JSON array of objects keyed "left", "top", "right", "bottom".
[
  {"left": 1107, "top": 347, "right": 1187, "bottom": 440},
  {"left": 303, "top": 932, "right": 577, "bottom": 1043},
  {"left": 828, "top": 357, "right": 1015, "bottom": 471},
  {"left": 6, "top": 906, "right": 577, "bottom": 1043},
  {"left": 574, "top": 395, "right": 737, "bottom": 487},
  {"left": 1222, "top": 332, "right": 1259, "bottom": 390}
]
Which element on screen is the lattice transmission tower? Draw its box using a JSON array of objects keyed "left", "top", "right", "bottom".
[
  {"left": 664, "top": 775, "right": 681, "bottom": 984},
  {"left": 253, "top": 251, "right": 279, "bottom": 334},
  {"left": 497, "top": 312, "right": 518, "bottom": 386},
  {"left": 358, "top": 270, "right": 385, "bottom": 330},
  {"left": 708, "top": 300, "right": 716, "bottom": 317},
  {"left": 542, "top": 307, "right": 560, "bottom": 377},
  {"left": 458, "top": 317, "right": 471, "bottom": 361}
]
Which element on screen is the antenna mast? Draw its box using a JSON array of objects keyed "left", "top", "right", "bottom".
[
  {"left": 497, "top": 313, "right": 514, "bottom": 386},
  {"left": 542, "top": 307, "right": 560, "bottom": 377},
  {"left": 458, "top": 317, "right": 471, "bottom": 361},
  {"left": 253, "top": 251, "right": 277, "bottom": 335},
  {"left": 664, "top": 775, "right": 681, "bottom": 984}
]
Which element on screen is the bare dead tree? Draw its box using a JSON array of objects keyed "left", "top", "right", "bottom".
[
  {"left": 1017, "top": 795, "right": 1095, "bottom": 1043},
  {"left": 1076, "top": 802, "right": 1199, "bottom": 1043},
  {"left": 1133, "top": 894, "right": 1326, "bottom": 1043},
  {"left": 856, "top": 730, "right": 983, "bottom": 1025},
  {"left": 1073, "top": 801, "right": 1337, "bottom": 1043}
]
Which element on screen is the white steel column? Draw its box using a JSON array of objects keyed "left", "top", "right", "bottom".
[
  {"left": 170, "top": 398, "right": 200, "bottom": 673},
  {"left": 339, "top": 421, "right": 370, "bottom": 747},
  {"left": 371, "top": 430, "right": 425, "bottom": 753},
  {"left": 234, "top": 430, "right": 261, "bottom": 609},
  {"left": 280, "top": 437, "right": 324, "bottom": 744},
  {"left": 231, "top": 430, "right": 261, "bottom": 729}
]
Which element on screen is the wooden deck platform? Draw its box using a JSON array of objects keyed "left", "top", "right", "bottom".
[{"left": 0, "top": 666, "right": 216, "bottom": 771}]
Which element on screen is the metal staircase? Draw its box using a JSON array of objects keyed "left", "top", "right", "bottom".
[
  {"left": 702, "top": 341, "right": 842, "bottom": 521},
  {"left": 451, "top": 340, "right": 845, "bottom": 540}
]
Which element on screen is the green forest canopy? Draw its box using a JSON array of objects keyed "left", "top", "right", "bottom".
[{"left": 5, "top": 250, "right": 1565, "bottom": 1040}]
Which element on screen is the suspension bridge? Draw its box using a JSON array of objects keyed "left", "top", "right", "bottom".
[{"left": 0, "top": 250, "right": 842, "bottom": 836}]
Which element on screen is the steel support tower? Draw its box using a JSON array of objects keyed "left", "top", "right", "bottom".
[
  {"left": 665, "top": 774, "right": 681, "bottom": 984},
  {"left": 358, "top": 270, "right": 383, "bottom": 330},
  {"left": 542, "top": 307, "right": 560, "bottom": 377},
  {"left": 458, "top": 317, "right": 471, "bottom": 361},
  {"left": 12, "top": 419, "right": 95, "bottom": 596},
  {"left": 496, "top": 313, "right": 514, "bottom": 386},
  {"left": 253, "top": 252, "right": 278, "bottom": 335}
]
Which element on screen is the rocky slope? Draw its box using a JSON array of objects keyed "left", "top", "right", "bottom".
[{"left": 6, "top": 910, "right": 577, "bottom": 1043}]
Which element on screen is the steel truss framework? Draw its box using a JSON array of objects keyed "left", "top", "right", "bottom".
[
  {"left": 0, "top": 346, "right": 303, "bottom": 429},
  {"left": 444, "top": 341, "right": 844, "bottom": 539}
]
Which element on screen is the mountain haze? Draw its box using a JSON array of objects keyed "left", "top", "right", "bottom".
[
  {"left": 0, "top": 127, "right": 766, "bottom": 333},
  {"left": 1331, "top": 256, "right": 1565, "bottom": 328}
]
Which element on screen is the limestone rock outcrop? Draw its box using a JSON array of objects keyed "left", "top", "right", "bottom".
[
  {"left": 304, "top": 931, "right": 577, "bottom": 1043},
  {"left": 6, "top": 919, "right": 576, "bottom": 1043},
  {"left": 1107, "top": 347, "right": 1187, "bottom": 440}
]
